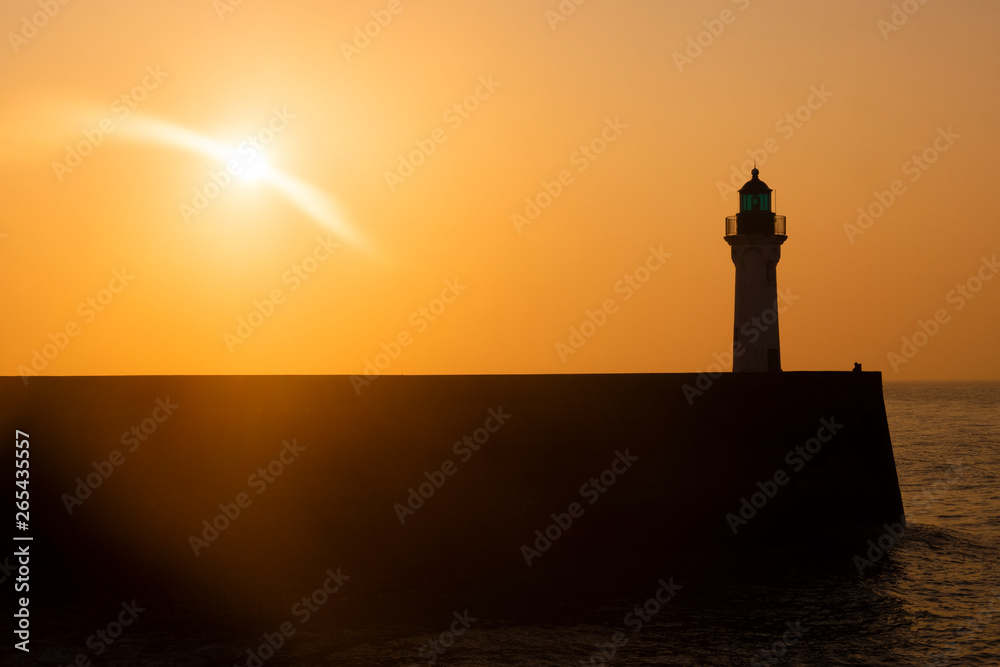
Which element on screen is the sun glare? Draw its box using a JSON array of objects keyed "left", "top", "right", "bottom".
[
  {"left": 237, "top": 154, "right": 274, "bottom": 183},
  {"left": 114, "top": 114, "right": 372, "bottom": 253},
  {"left": 221, "top": 144, "right": 274, "bottom": 184}
]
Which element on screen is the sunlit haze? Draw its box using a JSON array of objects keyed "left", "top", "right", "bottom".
[{"left": 2, "top": 0, "right": 998, "bottom": 379}]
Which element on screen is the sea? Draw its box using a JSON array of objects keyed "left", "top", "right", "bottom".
[{"left": 16, "top": 381, "right": 1000, "bottom": 666}]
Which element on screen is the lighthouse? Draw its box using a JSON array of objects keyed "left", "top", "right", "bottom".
[{"left": 725, "top": 167, "right": 787, "bottom": 372}]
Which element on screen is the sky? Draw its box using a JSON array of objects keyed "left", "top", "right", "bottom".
[{"left": 1, "top": 0, "right": 998, "bottom": 380}]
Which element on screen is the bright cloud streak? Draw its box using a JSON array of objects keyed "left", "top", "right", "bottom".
[{"left": 116, "top": 115, "right": 371, "bottom": 252}]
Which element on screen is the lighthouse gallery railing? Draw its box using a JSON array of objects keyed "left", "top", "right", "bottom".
[{"left": 725, "top": 215, "right": 786, "bottom": 236}]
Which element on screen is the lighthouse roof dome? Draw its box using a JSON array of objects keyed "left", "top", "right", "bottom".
[{"left": 740, "top": 168, "right": 772, "bottom": 194}]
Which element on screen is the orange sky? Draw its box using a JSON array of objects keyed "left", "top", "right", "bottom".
[{"left": 2, "top": 0, "right": 998, "bottom": 380}]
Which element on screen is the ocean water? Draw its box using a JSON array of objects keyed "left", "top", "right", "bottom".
[{"left": 16, "top": 381, "right": 1000, "bottom": 666}]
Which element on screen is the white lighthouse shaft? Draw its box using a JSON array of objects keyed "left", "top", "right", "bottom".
[{"left": 729, "top": 236, "right": 784, "bottom": 372}]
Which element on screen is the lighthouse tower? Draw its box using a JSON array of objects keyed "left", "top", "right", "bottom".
[{"left": 725, "top": 167, "right": 787, "bottom": 372}]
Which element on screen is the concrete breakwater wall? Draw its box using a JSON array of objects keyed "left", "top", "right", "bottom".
[{"left": 1, "top": 372, "right": 903, "bottom": 614}]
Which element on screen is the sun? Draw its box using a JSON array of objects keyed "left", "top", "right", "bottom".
[
  {"left": 218, "top": 143, "right": 276, "bottom": 184},
  {"left": 113, "top": 114, "right": 373, "bottom": 253},
  {"left": 233, "top": 150, "right": 275, "bottom": 184}
]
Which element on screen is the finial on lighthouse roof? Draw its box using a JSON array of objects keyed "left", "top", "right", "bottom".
[{"left": 751, "top": 167, "right": 759, "bottom": 179}]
